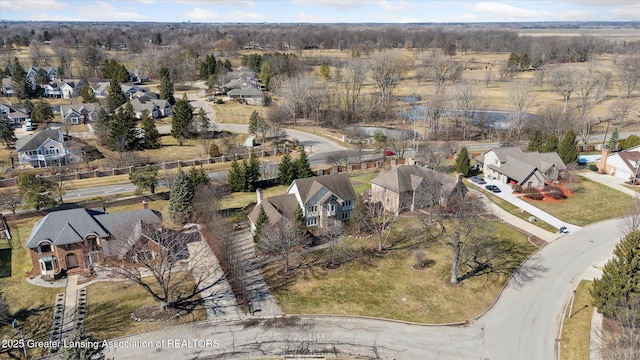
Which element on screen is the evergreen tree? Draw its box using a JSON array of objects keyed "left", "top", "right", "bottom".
[
  {"left": 293, "top": 204, "right": 309, "bottom": 240},
  {"left": 196, "top": 107, "right": 211, "bottom": 135},
  {"left": 30, "top": 99, "right": 54, "bottom": 126},
  {"left": 80, "top": 84, "right": 96, "bottom": 103},
  {"left": 198, "top": 54, "right": 218, "bottom": 80},
  {"left": 295, "top": 148, "right": 313, "bottom": 179},
  {"left": 170, "top": 94, "right": 194, "bottom": 145},
  {"left": 253, "top": 206, "right": 268, "bottom": 242},
  {"left": 607, "top": 127, "right": 619, "bottom": 151},
  {"left": 228, "top": 158, "right": 243, "bottom": 192},
  {"left": 129, "top": 166, "right": 158, "bottom": 195},
  {"left": 22, "top": 99, "right": 34, "bottom": 113},
  {"left": 208, "top": 141, "right": 221, "bottom": 157},
  {"left": 140, "top": 110, "right": 161, "bottom": 149},
  {"left": 0, "top": 118, "right": 16, "bottom": 148},
  {"left": 592, "top": 230, "right": 640, "bottom": 319},
  {"left": 542, "top": 135, "right": 559, "bottom": 153},
  {"left": 169, "top": 170, "right": 194, "bottom": 224},
  {"left": 108, "top": 101, "right": 138, "bottom": 151},
  {"left": 189, "top": 167, "right": 209, "bottom": 188},
  {"left": 258, "top": 61, "right": 273, "bottom": 90},
  {"left": 159, "top": 66, "right": 175, "bottom": 105},
  {"left": 620, "top": 135, "right": 640, "bottom": 150},
  {"left": 454, "top": 147, "right": 471, "bottom": 177},
  {"left": 223, "top": 59, "right": 233, "bottom": 70},
  {"left": 278, "top": 152, "right": 296, "bottom": 185},
  {"left": 248, "top": 110, "right": 266, "bottom": 143},
  {"left": 106, "top": 78, "right": 126, "bottom": 112},
  {"left": 93, "top": 108, "right": 111, "bottom": 146},
  {"left": 558, "top": 129, "right": 579, "bottom": 164},
  {"left": 244, "top": 151, "right": 261, "bottom": 192},
  {"left": 527, "top": 130, "right": 545, "bottom": 152},
  {"left": 17, "top": 173, "right": 57, "bottom": 210}
]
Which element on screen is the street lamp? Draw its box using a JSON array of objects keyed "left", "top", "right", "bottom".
[{"left": 12, "top": 319, "right": 27, "bottom": 358}]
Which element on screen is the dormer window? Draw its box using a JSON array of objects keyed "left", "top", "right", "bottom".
[{"left": 39, "top": 243, "right": 52, "bottom": 253}]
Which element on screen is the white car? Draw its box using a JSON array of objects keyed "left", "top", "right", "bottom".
[{"left": 24, "top": 122, "right": 33, "bottom": 131}]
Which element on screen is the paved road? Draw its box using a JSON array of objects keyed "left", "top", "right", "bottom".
[{"left": 103, "top": 214, "right": 623, "bottom": 360}]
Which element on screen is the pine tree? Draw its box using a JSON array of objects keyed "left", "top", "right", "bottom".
[
  {"left": 94, "top": 108, "right": 111, "bottom": 146},
  {"left": 293, "top": 204, "right": 308, "bottom": 241},
  {"left": 278, "top": 152, "right": 296, "bottom": 185},
  {"left": 140, "top": 111, "right": 161, "bottom": 149},
  {"left": 454, "top": 147, "right": 471, "bottom": 177},
  {"left": 169, "top": 170, "right": 194, "bottom": 224},
  {"left": 248, "top": 110, "right": 261, "bottom": 139},
  {"left": 542, "top": 135, "right": 559, "bottom": 153},
  {"left": 258, "top": 61, "right": 273, "bottom": 91},
  {"left": 295, "top": 148, "right": 313, "bottom": 179},
  {"left": 196, "top": 107, "right": 210, "bottom": 135},
  {"left": 607, "top": 127, "right": 619, "bottom": 151},
  {"left": 159, "top": 66, "right": 175, "bottom": 105},
  {"left": 228, "top": 158, "right": 243, "bottom": 192},
  {"left": 592, "top": 230, "right": 640, "bottom": 319},
  {"left": 527, "top": 130, "right": 545, "bottom": 152},
  {"left": 129, "top": 166, "right": 159, "bottom": 195},
  {"left": 558, "top": 129, "right": 579, "bottom": 164},
  {"left": 244, "top": 151, "right": 261, "bottom": 192},
  {"left": 208, "top": 141, "right": 221, "bottom": 157},
  {"left": 31, "top": 99, "right": 54, "bottom": 126},
  {"left": 170, "top": 94, "right": 194, "bottom": 145},
  {"left": 106, "top": 78, "right": 126, "bottom": 113},
  {"left": 253, "top": 206, "right": 268, "bottom": 242},
  {"left": 108, "top": 101, "right": 138, "bottom": 151},
  {"left": 80, "top": 85, "right": 96, "bottom": 103},
  {"left": 189, "top": 167, "right": 209, "bottom": 188}
]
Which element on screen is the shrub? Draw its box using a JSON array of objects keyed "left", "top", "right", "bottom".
[
  {"left": 512, "top": 184, "right": 523, "bottom": 193},
  {"left": 216, "top": 99, "right": 225, "bottom": 104},
  {"left": 588, "top": 163, "right": 598, "bottom": 171},
  {"left": 545, "top": 185, "right": 566, "bottom": 199},
  {"left": 524, "top": 187, "right": 544, "bottom": 200}
]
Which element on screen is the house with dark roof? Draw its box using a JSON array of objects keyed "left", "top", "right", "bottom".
[
  {"left": 227, "top": 86, "right": 264, "bottom": 105},
  {"left": 371, "top": 164, "right": 468, "bottom": 215},
  {"left": 120, "top": 94, "right": 171, "bottom": 119},
  {"left": 15, "top": 128, "right": 68, "bottom": 168},
  {"left": 597, "top": 147, "right": 640, "bottom": 180},
  {"left": 0, "top": 103, "right": 30, "bottom": 124},
  {"left": 26, "top": 66, "right": 57, "bottom": 86},
  {"left": 59, "top": 103, "right": 101, "bottom": 124},
  {"left": 60, "top": 79, "right": 87, "bottom": 99},
  {"left": 26, "top": 207, "right": 162, "bottom": 279},
  {"left": 248, "top": 173, "right": 357, "bottom": 232},
  {"left": 475, "top": 147, "right": 566, "bottom": 189}
]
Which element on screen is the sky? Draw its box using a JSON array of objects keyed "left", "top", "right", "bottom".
[{"left": 0, "top": 0, "right": 639, "bottom": 23}]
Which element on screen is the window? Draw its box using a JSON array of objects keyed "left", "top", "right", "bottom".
[
  {"left": 344, "top": 200, "right": 353, "bottom": 207},
  {"left": 342, "top": 212, "right": 350, "bottom": 220},
  {"left": 63, "top": 243, "right": 74, "bottom": 251},
  {"left": 306, "top": 217, "right": 318, "bottom": 226},
  {"left": 39, "top": 244, "right": 52, "bottom": 253},
  {"left": 328, "top": 204, "right": 336, "bottom": 212},
  {"left": 307, "top": 205, "right": 318, "bottom": 213},
  {"left": 494, "top": 159, "right": 499, "bottom": 165}
]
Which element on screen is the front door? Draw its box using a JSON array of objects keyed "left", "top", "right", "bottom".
[{"left": 65, "top": 253, "right": 79, "bottom": 269}]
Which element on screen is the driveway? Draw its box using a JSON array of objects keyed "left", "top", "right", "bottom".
[
  {"left": 469, "top": 178, "right": 582, "bottom": 234},
  {"left": 579, "top": 171, "right": 638, "bottom": 198}
]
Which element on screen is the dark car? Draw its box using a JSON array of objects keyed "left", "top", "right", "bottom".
[
  {"left": 485, "top": 184, "right": 501, "bottom": 193},
  {"left": 471, "top": 176, "right": 486, "bottom": 184}
]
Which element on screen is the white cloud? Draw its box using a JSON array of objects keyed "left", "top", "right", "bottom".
[
  {"left": 292, "top": 0, "right": 364, "bottom": 10},
  {"left": 472, "top": 1, "right": 542, "bottom": 19},
  {"left": 186, "top": 8, "right": 267, "bottom": 22},
  {"left": 76, "top": 1, "right": 148, "bottom": 21},
  {"left": 377, "top": 0, "right": 413, "bottom": 13},
  {"left": 296, "top": 12, "right": 329, "bottom": 22},
  {"left": 132, "top": 0, "right": 157, "bottom": 4},
  {"left": 0, "top": 0, "right": 68, "bottom": 12},
  {"left": 174, "top": 0, "right": 256, "bottom": 7},
  {"left": 551, "top": 9, "right": 594, "bottom": 21}
]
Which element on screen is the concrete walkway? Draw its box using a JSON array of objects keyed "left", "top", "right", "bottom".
[
  {"left": 469, "top": 179, "right": 582, "bottom": 233},
  {"left": 186, "top": 240, "right": 242, "bottom": 321},
  {"left": 580, "top": 171, "right": 639, "bottom": 198},
  {"left": 61, "top": 274, "right": 78, "bottom": 341}
]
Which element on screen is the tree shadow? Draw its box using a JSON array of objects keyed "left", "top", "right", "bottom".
[{"left": 0, "top": 249, "right": 11, "bottom": 278}]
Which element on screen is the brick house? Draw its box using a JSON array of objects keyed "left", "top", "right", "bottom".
[{"left": 26, "top": 208, "right": 162, "bottom": 279}]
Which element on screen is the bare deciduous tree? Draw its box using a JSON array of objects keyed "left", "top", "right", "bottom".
[
  {"left": 257, "top": 219, "right": 304, "bottom": 274},
  {"left": 551, "top": 67, "right": 578, "bottom": 112},
  {"left": 0, "top": 189, "right": 22, "bottom": 214},
  {"left": 364, "top": 201, "right": 397, "bottom": 253},
  {"left": 535, "top": 105, "right": 577, "bottom": 138},
  {"left": 597, "top": 295, "right": 640, "bottom": 360},
  {"left": 370, "top": 52, "right": 405, "bottom": 115},
  {"left": 508, "top": 81, "right": 535, "bottom": 141},
  {"left": 332, "top": 58, "right": 368, "bottom": 124},
  {"left": 616, "top": 55, "right": 640, "bottom": 98},
  {"left": 454, "top": 81, "right": 483, "bottom": 140}
]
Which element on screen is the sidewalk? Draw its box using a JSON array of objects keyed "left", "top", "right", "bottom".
[{"left": 61, "top": 274, "right": 79, "bottom": 341}]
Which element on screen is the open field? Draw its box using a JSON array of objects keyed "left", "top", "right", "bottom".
[
  {"left": 525, "top": 178, "right": 635, "bottom": 225},
  {"left": 211, "top": 100, "right": 268, "bottom": 125},
  {"left": 560, "top": 280, "right": 594, "bottom": 360},
  {"left": 270, "top": 218, "right": 536, "bottom": 324}
]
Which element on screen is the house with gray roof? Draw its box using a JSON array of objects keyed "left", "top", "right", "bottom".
[
  {"left": 227, "top": 86, "right": 264, "bottom": 105},
  {"left": 15, "top": 128, "right": 68, "bottom": 168},
  {"left": 248, "top": 173, "right": 356, "bottom": 233},
  {"left": 59, "top": 103, "right": 101, "bottom": 124},
  {"left": 60, "top": 79, "right": 87, "bottom": 99},
  {"left": 120, "top": 94, "right": 171, "bottom": 119},
  {"left": 475, "top": 147, "right": 566, "bottom": 189},
  {"left": 1, "top": 77, "right": 15, "bottom": 96},
  {"left": 26, "top": 207, "right": 162, "bottom": 279},
  {"left": 371, "top": 164, "right": 468, "bottom": 215}
]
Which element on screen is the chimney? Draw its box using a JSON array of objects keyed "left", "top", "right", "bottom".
[
  {"left": 457, "top": 173, "right": 464, "bottom": 183},
  {"left": 142, "top": 200, "right": 149, "bottom": 209},
  {"left": 256, "top": 188, "right": 263, "bottom": 205},
  {"left": 597, "top": 148, "right": 609, "bottom": 173}
]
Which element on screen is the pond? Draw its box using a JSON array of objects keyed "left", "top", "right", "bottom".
[
  {"left": 396, "top": 106, "right": 541, "bottom": 130},
  {"left": 345, "top": 126, "right": 419, "bottom": 140}
]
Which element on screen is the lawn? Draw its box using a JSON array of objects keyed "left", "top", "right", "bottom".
[
  {"left": 560, "top": 280, "right": 594, "bottom": 360},
  {"left": 212, "top": 101, "right": 267, "bottom": 124},
  {"left": 270, "top": 218, "right": 536, "bottom": 324},
  {"left": 527, "top": 178, "right": 635, "bottom": 225},
  {"left": 84, "top": 279, "right": 207, "bottom": 341}
]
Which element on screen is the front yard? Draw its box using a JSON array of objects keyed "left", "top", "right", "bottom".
[{"left": 268, "top": 218, "right": 537, "bottom": 324}]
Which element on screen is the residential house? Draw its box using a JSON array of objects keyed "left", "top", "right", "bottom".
[
  {"left": 122, "top": 84, "right": 150, "bottom": 99},
  {"left": 60, "top": 79, "right": 87, "bottom": 99},
  {"left": 597, "top": 147, "right": 640, "bottom": 180},
  {"left": 0, "top": 103, "right": 30, "bottom": 124},
  {"left": 90, "top": 81, "right": 110, "bottom": 98},
  {"left": 15, "top": 128, "right": 68, "bottom": 167},
  {"left": 248, "top": 173, "right": 357, "bottom": 233},
  {"left": 227, "top": 86, "right": 264, "bottom": 105},
  {"left": 43, "top": 82, "right": 62, "bottom": 98},
  {"left": 59, "top": 103, "right": 101, "bottom": 124},
  {"left": 371, "top": 164, "right": 469, "bottom": 215},
  {"left": 1, "top": 78, "right": 15, "bottom": 97},
  {"left": 26, "top": 66, "right": 57, "bottom": 86},
  {"left": 25, "top": 208, "right": 162, "bottom": 279},
  {"left": 122, "top": 94, "right": 172, "bottom": 119},
  {"left": 475, "top": 147, "right": 566, "bottom": 189}
]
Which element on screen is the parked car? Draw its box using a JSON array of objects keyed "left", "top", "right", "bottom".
[
  {"left": 24, "top": 122, "right": 33, "bottom": 131},
  {"left": 384, "top": 150, "right": 396, "bottom": 156},
  {"left": 471, "top": 176, "right": 486, "bottom": 184},
  {"left": 485, "top": 184, "right": 501, "bottom": 193},
  {"left": 559, "top": 226, "right": 569, "bottom": 234}
]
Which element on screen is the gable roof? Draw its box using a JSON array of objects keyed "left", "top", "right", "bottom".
[
  {"left": 15, "top": 129, "right": 63, "bottom": 152},
  {"left": 228, "top": 86, "right": 263, "bottom": 97},
  {"left": 476, "top": 147, "right": 566, "bottom": 183},
  {"left": 26, "top": 208, "right": 161, "bottom": 250},
  {"left": 291, "top": 173, "right": 356, "bottom": 204},
  {"left": 615, "top": 151, "right": 640, "bottom": 173},
  {"left": 60, "top": 103, "right": 100, "bottom": 116},
  {"left": 371, "top": 165, "right": 452, "bottom": 193},
  {"left": 247, "top": 193, "right": 298, "bottom": 226}
]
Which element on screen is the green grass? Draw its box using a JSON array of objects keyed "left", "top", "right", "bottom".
[
  {"left": 349, "top": 169, "right": 381, "bottom": 194},
  {"left": 271, "top": 218, "right": 536, "bottom": 324},
  {"left": 527, "top": 178, "right": 635, "bottom": 225},
  {"left": 84, "top": 279, "right": 207, "bottom": 341},
  {"left": 560, "top": 280, "right": 594, "bottom": 360},
  {"left": 476, "top": 185, "right": 558, "bottom": 233}
]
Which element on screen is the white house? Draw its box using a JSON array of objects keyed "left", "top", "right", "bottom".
[
  {"left": 122, "top": 95, "right": 171, "bottom": 119},
  {"left": 43, "top": 82, "right": 62, "bottom": 98},
  {"left": 15, "top": 129, "right": 68, "bottom": 168},
  {"left": 60, "top": 80, "right": 87, "bottom": 99},
  {"left": 1, "top": 78, "right": 15, "bottom": 97},
  {"left": 597, "top": 147, "right": 640, "bottom": 180},
  {"left": 59, "top": 103, "right": 101, "bottom": 124},
  {"left": 90, "top": 82, "right": 110, "bottom": 98}
]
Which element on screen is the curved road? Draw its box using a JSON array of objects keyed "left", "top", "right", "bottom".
[{"left": 103, "top": 218, "right": 623, "bottom": 359}]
